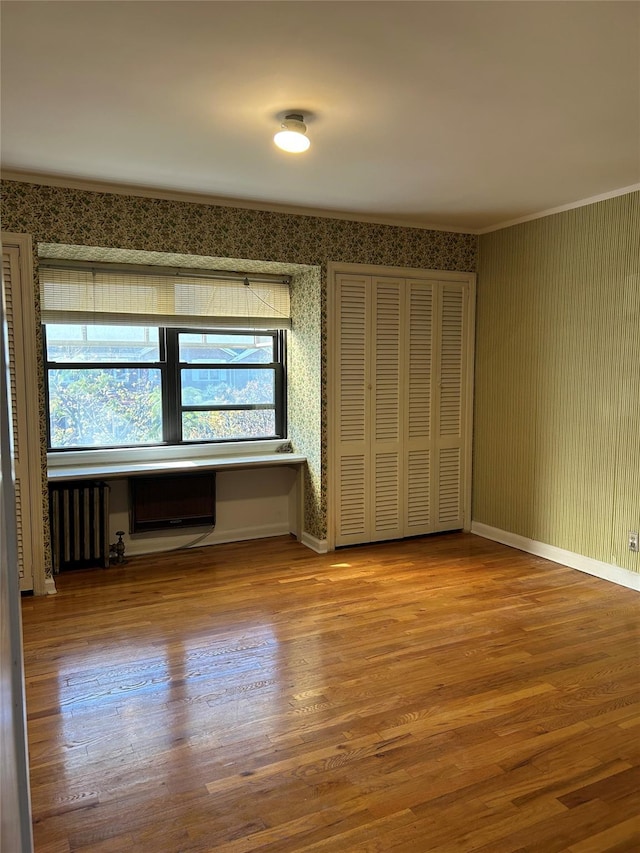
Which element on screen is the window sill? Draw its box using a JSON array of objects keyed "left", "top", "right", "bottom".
[{"left": 47, "top": 440, "right": 305, "bottom": 481}]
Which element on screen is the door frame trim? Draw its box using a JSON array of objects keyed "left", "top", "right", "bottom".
[{"left": 2, "top": 232, "right": 49, "bottom": 595}]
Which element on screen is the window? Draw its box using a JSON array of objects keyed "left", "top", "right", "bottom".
[
  {"left": 39, "top": 259, "right": 292, "bottom": 451},
  {"left": 44, "top": 326, "right": 286, "bottom": 449}
]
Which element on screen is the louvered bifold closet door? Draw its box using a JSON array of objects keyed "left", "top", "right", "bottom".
[
  {"left": 370, "top": 277, "right": 404, "bottom": 541},
  {"left": 434, "top": 282, "right": 467, "bottom": 531},
  {"left": 335, "top": 274, "right": 371, "bottom": 545},
  {"left": 403, "top": 280, "right": 435, "bottom": 536},
  {"left": 2, "top": 248, "right": 30, "bottom": 590}
]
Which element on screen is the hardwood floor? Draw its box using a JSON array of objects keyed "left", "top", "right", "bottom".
[{"left": 21, "top": 533, "right": 640, "bottom": 852}]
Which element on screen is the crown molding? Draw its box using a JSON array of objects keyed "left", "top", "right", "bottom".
[
  {"left": 477, "top": 184, "right": 640, "bottom": 235},
  {"left": 5, "top": 169, "right": 635, "bottom": 236},
  {"left": 0, "top": 169, "right": 475, "bottom": 235}
]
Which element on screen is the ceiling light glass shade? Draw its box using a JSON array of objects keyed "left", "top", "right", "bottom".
[{"left": 274, "top": 114, "right": 310, "bottom": 153}]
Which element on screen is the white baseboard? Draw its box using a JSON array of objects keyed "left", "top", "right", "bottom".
[
  {"left": 471, "top": 522, "right": 640, "bottom": 592},
  {"left": 44, "top": 576, "right": 58, "bottom": 595},
  {"left": 300, "top": 532, "right": 329, "bottom": 553}
]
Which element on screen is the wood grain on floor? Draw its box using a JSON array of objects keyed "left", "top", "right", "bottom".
[{"left": 21, "top": 533, "right": 640, "bottom": 852}]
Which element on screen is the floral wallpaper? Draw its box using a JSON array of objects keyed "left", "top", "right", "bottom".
[
  {"left": 288, "top": 266, "right": 323, "bottom": 534},
  {"left": 3, "top": 182, "right": 477, "bottom": 271},
  {"left": 1, "top": 179, "right": 477, "bottom": 572}
]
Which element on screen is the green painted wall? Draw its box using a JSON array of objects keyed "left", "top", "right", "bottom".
[{"left": 475, "top": 192, "right": 640, "bottom": 573}]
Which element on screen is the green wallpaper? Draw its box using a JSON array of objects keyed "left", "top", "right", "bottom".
[{"left": 475, "top": 192, "right": 640, "bottom": 573}]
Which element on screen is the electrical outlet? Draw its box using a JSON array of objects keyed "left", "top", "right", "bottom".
[{"left": 629, "top": 531, "right": 639, "bottom": 553}]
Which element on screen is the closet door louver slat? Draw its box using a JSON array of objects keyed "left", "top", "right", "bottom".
[
  {"left": 338, "top": 280, "right": 368, "bottom": 444},
  {"left": 371, "top": 278, "right": 403, "bottom": 541},
  {"left": 434, "top": 283, "right": 466, "bottom": 531},
  {"left": 13, "top": 469, "right": 25, "bottom": 581},
  {"left": 335, "top": 275, "right": 370, "bottom": 545},
  {"left": 439, "top": 286, "right": 464, "bottom": 438},
  {"left": 373, "top": 279, "right": 402, "bottom": 443},
  {"left": 406, "top": 450, "right": 431, "bottom": 529},
  {"left": 3, "top": 256, "right": 21, "bottom": 456},
  {"left": 2, "top": 249, "right": 27, "bottom": 587},
  {"left": 2, "top": 237, "right": 45, "bottom": 593},
  {"left": 338, "top": 455, "right": 367, "bottom": 538},
  {"left": 373, "top": 453, "right": 401, "bottom": 533},
  {"left": 438, "top": 447, "right": 462, "bottom": 525},
  {"left": 404, "top": 280, "right": 435, "bottom": 536},
  {"left": 406, "top": 283, "right": 433, "bottom": 441}
]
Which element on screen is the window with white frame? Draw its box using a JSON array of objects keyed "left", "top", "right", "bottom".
[{"left": 40, "top": 261, "right": 290, "bottom": 450}]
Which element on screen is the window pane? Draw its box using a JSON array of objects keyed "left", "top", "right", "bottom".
[
  {"left": 182, "top": 410, "right": 275, "bottom": 441},
  {"left": 181, "top": 368, "right": 274, "bottom": 405},
  {"left": 48, "top": 368, "right": 162, "bottom": 448},
  {"left": 46, "top": 325, "right": 160, "bottom": 363},
  {"left": 179, "top": 333, "right": 274, "bottom": 363}
]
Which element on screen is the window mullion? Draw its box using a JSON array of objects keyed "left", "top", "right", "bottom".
[
  {"left": 163, "top": 328, "right": 180, "bottom": 443},
  {"left": 276, "top": 331, "right": 286, "bottom": 438},
  {"left": 42, "top": 325, "right": 53, "bottom": 449}
]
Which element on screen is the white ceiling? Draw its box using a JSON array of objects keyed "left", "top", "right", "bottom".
[{"left": 1, "top": 1, "right": 639, "bottom": 232}]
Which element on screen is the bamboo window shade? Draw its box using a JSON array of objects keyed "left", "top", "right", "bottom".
[{"left": 39, "top": 262, "right": 291, "bottom": 329}]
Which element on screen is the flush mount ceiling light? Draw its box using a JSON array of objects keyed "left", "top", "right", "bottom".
[{"left": 274, "top": 113, "right": 310, "bottom": 153}]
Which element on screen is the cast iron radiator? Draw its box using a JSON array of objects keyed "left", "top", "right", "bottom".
[{"left": 49, "top": 481, "right": 110, "bottom": 572}]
